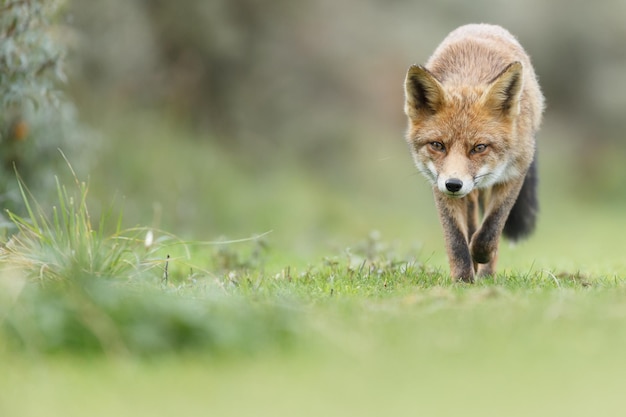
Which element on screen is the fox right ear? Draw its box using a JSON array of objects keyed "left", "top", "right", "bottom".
[
  {"left": 484, "top": 62, "right": 524, "bottom": 117},
  {"left": 404, "top": 65, "right": 445, "bottom": 119}
]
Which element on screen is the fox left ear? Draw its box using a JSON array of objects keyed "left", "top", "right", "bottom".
[
  {"left": 484, "top": 62, "right": 524, "bottom": 117},
  {"left": 404, "top": 65, "right": 445, "bottom": 119}
]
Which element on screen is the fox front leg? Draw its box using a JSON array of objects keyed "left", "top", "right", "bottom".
[
  {"left": 434, "top": 192, "right": 474, "bottom": 282},
  {"left": 470, "top": 177, "right": 525, "bottom": 277}
]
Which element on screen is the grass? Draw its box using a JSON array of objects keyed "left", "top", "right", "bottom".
[
  {"left": 3, "top": 202, "right": 626, "bottom": 416},
  {"left": 4, "top": 270, "right": 626, "bottom": 416},
  {"left": 2, "top": 112, "right": 626, "bottom": 416}
]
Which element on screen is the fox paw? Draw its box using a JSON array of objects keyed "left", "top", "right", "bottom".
[{"left": 469, "top": 240, "right": 493, "bottom": 264}]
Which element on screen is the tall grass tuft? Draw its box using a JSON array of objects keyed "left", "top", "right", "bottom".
[{"left": 2, "top": 172, "right": 153, "bottom": 282}]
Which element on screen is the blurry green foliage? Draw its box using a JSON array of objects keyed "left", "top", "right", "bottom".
[
  {"left": 71, "top": 0, "right": 358, "bottom": 161},
  {"left": 0, "top": 0, "right": 86, "bottom": 213},
  {"left": 2, "top": 279, "right": 301, "bottom": 356},
  {"left": 0, "top": 0, "right": 66, "bottom": 108}
]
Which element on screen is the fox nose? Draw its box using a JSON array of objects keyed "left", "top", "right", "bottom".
[{"left": 445, "top": 178, "right": 463, "bottom": 193}]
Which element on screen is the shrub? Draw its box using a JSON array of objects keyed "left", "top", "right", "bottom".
[{"left": 0, "top": 0, "right": 85, "bottom": 213}]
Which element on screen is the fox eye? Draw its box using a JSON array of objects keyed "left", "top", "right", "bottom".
[
  {"left": 429, "top": 141, "right": 446, "bottom": 152},
  {"left": 471, "top": 144, "right": 488, "bottom": 154}
]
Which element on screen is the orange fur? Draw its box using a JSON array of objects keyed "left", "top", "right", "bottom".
[{"left": 403, "top": 24, "right": 544, "bottom": 282}]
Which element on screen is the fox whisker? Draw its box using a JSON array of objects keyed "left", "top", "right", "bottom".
[{"left": 474, "top": 173, "right": 493, "bottom": 180}]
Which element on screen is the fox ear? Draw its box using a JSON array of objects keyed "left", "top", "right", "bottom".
[
  {"left": 404, "top": 65, "right": 445, "bottom": 119},
  {"left": 484, "top": 62, "right": 524, "bottom": 116}
]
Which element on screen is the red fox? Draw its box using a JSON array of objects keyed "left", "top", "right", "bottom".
[{"left": 403, "top": 24, "right": 545, "bottom": 282}]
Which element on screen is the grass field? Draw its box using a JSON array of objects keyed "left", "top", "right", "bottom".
[
  {"left": 2, "top": 110, "right": 626, "bottom": 416},
  {"left": 4, "top": 271, "right": 626, "bottom": 416}
]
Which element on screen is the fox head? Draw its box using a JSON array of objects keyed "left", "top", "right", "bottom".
[{"left": 403, "top": 62, "right": 524, "bottom": 198}]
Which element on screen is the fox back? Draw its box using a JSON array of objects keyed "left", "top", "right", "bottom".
[{"left": 403, "top": 24, "right": 544, "bottom": 281}]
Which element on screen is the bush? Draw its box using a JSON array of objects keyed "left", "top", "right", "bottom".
[{"left": 0, "top": 0, "right": 85, "bottom": 213}]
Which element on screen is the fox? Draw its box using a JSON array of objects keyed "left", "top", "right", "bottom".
[{"left": 403, "top": 24, "right": 544, "bottom": 282}]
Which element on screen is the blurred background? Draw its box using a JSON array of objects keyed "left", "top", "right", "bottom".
[{"left": 4, "top": 0, "right": 626, "bottom": 271}]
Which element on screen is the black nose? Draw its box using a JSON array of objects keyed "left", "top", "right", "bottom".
[{"left": 445, "top": 178, "right": 463, "bottom": 193}]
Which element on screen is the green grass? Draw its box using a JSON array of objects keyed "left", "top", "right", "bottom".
[
  {"left": 4, "top": 271, "right": 626, "bottom": 416},
  {"left": 2, "top": 111, "right": 626, "bottom": 416}
]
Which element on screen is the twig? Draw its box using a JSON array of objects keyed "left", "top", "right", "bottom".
[{"left": 163, "top": 254, "right": 170, "bottom": 284}]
